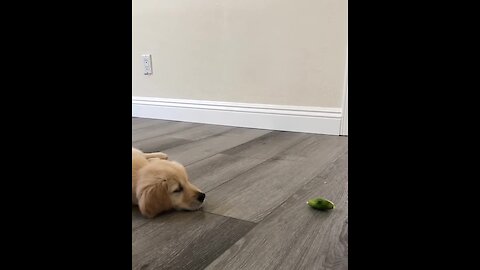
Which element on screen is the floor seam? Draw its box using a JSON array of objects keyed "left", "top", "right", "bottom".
[{"left": 202, "top": 135, "right": 315, "bottom": 193}]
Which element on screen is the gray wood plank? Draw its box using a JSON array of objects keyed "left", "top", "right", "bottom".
[
  {"left": 132, "top": 136, "right": 194, "bottom": 153},
  {"left": 132, "top": 207, "right": 150, "bottom": 230},
  {"left": 202, "top": 139, "right": 347, "bottom": 222},
  {"left": 221, "top": 131, "right": 310, "bottom": 159},
  {"left": 132, "top": 211, "right": 256, "bottom": 270},
  {"left": 201, "top": 159, "right": 307, "bottom": 222},
  {"left": 132, "top": 118, "right": 173, "bottom": 130},
  {"left": 133, "top": 124, "right": 233, "bottom": 150},
  {"left": 277, "top": 134, "right": 348, "bottom": 161},
  {"left": 132, "top": 122, "right": 200, "bottom": 142},
  {"left": 132, "top": 117, "right": 150, "bottom": 124},
  {"left": 186, "top": 154, "right": 268, "bottom": 192},
  {"left": 205, "top": 153, "right": 348, "bottom": 270},
  {"left": 163, "top": 128, "right": 272, "bottom": 166},
  {"left": 168, "top": 124, "right": 235, "bottom": 141},
  {"left": 132, "top": 120, "right": 179, "bottom": 134},
  {"left": 132, "top": 118, "right": 348, "bottom": 269}
]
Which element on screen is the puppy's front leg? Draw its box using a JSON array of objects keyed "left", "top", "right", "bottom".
[{"left": 144, "top": 152, "right": 168, "bottom": 160}]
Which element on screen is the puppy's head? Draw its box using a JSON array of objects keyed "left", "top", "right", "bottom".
[{"left": 136, "top": 159, "right": 205, "bottom": 218}]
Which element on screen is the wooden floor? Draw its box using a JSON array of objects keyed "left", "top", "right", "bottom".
[{"left": 132, "top": 118, "right": 348, "bottom": 270}]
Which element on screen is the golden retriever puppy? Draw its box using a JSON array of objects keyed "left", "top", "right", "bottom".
[{"left": 132, "top": 147, "right": 205, "bottom": 218}]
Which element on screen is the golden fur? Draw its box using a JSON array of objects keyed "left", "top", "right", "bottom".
[{"left": 132, "top": 147, "right": 205, "bottom": 218}]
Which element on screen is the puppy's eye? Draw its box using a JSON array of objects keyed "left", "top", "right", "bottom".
[{"left": 173, "top": 185, "right": 183, "bottom": 193}]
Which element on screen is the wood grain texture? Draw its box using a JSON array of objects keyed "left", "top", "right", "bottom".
[
  {"left": 278, "top": 134, "right": 348, "bottom": 161},
  {"left": 201, "top": 159, "right": 309, "bottom": 222},
  {"left": 132, "top": 122, "right": 199, "bottom": 142},
  {"left": 132, "top": 117, "right": 151, "bottom": 125},
  {"left": 161, "top": 128, "right": 271, "bottom": 166},
  {"left": 132, "top": 211, "right": 256, "bottom": 270},
  {"left": 202, "top": 137, "right": 347, "bottom": 222},
  {"left": 167, "top": 124, "right": 234, "bottom": 141},
  {"left": 221, "top": 131, "right": 310, "bottom": 159},
  {"left": 132, "top": 118, "right": 172, "bottom": 130},
  {"left": 133, "top": 124, "right": 235, "bottom": 153},
  {"left": 132, "top": 207, "right": 150, "bottom": 230},
  {"left": 131, "top": 118, "right": 348, "bottom": 270},
  {"left": 186, "top": 154, "right": 268, "bottom": 192},
  {"left": 205, "top": 153, "right": 348, "bottom": 270},
  {"left": 133, "top": 136, "right": 194, "bottom": 153}
]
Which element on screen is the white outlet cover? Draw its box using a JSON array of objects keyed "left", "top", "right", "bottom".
[{"left": 142, "top": 54, "right": 152, "bottom": 75}]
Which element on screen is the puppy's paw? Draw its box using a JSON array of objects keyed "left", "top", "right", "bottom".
[
  {"left": 155, "top": 153, "right": 168, "bottom": 160},
  {"left": 145, "top": 152, "right": 168, "bottom": 160}
]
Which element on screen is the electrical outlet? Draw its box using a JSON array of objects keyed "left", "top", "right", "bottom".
[{"left": 142, "top": 54, "right": 153, "bottom": 75}]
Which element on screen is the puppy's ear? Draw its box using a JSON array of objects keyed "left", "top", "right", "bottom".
[{"left": 137, "top": 181, "right": 172, "bottom": 218}]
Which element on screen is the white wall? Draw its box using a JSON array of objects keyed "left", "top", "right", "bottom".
[{"left": 132, "top": 0, "right": 348, "bottom": 108}]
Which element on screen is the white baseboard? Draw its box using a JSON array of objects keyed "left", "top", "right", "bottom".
[{"left": 132, "top": 96, "right": 343, "bottom": 135}]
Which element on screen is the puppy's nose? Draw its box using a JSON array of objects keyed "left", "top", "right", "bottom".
[{"left": 197, "top": 192, "right": 206, "bottom": 202}]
